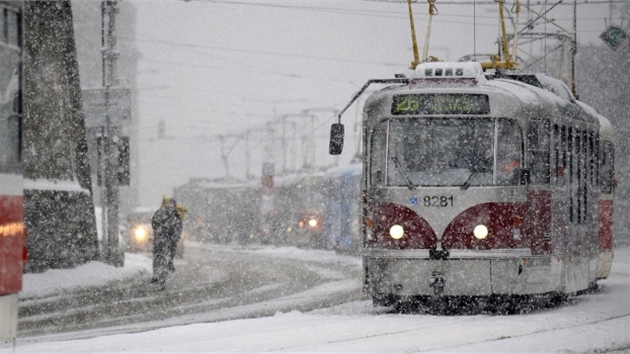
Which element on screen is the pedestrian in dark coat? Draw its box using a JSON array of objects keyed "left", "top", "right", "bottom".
[
  {"left": 151, "top": 198, "right": 182, "bottom": 290},
  {"left": 167, "top": 202, "right": 186, "bottom": 272}
]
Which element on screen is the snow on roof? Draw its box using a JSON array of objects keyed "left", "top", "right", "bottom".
[
  {"left": 23, "top": 178, "right": 90, "bottom": 194},
  {"left": 576, "top": 101, "right": 614, "bottom": 142},
  {"left": 535, "top": 73, "right": 575, "bottom": 102},
  {"left": 484, "top": 79, "right": 542, "bottom": 106},
  {"left": 486, "top": 75, "right": 576, "bottom": 111},
  {"left": 274, "top": 170, "right": 325, "bottom": 187},
  {"left": 193, "top": 178, "right": 259, "bottom": 190},
  {"left": 324, "top": 163, "right": 362, "bottom": 178}
]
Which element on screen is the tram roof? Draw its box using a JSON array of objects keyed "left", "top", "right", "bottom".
[
  {"left": 324, "top": 163, "right": 362, "bottom": 178},
  {"left": 274, "top": 170, "right": 326, "bottom": 187},
  {"left": 576, "top": 101, "right": 614, "bottom": 142},
  {"left": 363, "top": 62, "right": 600, "bottom": 127}
]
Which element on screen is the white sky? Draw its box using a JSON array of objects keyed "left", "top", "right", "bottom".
[
  {"left": 119, "top": 0, "right": 621, "bottom": 207},
  {"left": 12, "top": 244, "right": 630, "bottom": 353}
]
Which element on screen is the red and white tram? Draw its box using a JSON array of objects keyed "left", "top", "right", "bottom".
[
  {"left": 1, "top": 0, "right": 26, "bottom": 342},
  {"left": 330, "top": 61, "right": 614, "bottom": 312}
]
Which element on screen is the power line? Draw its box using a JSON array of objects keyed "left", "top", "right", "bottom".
[
  {"left": 363, "top": 0, "right": 628, "bottom": 4},
  {"left": 188, "top": 0, "right": 412, "bottom": 18},
  {"left": 125, "top": 33, "right": 402, "bottom": 68}
]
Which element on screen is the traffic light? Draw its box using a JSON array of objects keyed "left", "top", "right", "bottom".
[{"left": 117, "top": 136, "right": 130, "bottom": 186}]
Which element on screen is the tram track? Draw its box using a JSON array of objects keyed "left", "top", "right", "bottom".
[
  {"left": 304, "top": 301, "right": 630, "bottom": 353},
  {"left": 426, "top": 311, "right": 630, "bottom": 353},
  {"left": 16, "top": 245, "right": 364, "bottom": 340},
  {"left": 13, "top": 246, "right": 629, "bottom": 352}
]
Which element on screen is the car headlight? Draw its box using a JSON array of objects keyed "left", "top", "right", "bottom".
[
  {"left": 389, "top": 224, "right": 404, "bottom": 240},
  {"left": 133, "top": 226, "right": 148, "bottom": 242},
  {"left": 473, "top": 224, "right": 488, "bottom": 239},
  {"left": 308, "top": 218, "right": 318, "bottom": 228}
]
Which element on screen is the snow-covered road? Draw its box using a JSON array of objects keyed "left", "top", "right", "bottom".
[
  {"left": 8, "top": 245, "right": 630, "bottom": 353},
  {"left": 16, "top": 243, "right": 364, "bottom": 340}
]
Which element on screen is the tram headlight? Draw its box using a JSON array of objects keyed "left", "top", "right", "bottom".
[
  {"left": 389, "top": 224, "right": 404, "bottom": 240},
  {"left": 308, "top": 218, "right": 318, "bottom": 228},
  {"left": 473, "top": 224, "right": 489, "bottom": 240}
]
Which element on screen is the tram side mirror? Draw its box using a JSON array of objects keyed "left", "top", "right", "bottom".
[{"left": 329, "top": 123, "right": 345, "bottom": 155}]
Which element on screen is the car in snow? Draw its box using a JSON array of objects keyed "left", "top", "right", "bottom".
[{"left": 124, "top": 209, "right": 185, "bottom": 258}]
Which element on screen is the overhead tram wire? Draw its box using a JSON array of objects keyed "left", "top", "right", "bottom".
[
  {"left": 127, "top": 30, "right": 406, "bottom": 86},
  {"left": 363, "top": 0, "right": 628, "bottom": 4},
  {"left": 126, "top": 33, "right": 402, "bottom": 68},
  {"left": 188, "top": 0, "right": 416, "bottom": 18},
  {"left": 182, "top": 0, "right": 533, "bottom": 22},
  {"left": 127, "top": 35, "right": 308, "bottom": 79},
  {"left": 136, "top": 56, "right": 404, "bottom": 88}
]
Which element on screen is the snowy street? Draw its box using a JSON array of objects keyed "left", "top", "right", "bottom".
[
  {"left": 7, "top": 244, "right": 629, "bottom": 353},
  {"left": 16, "top": 242, "right": 364, "bottom": 340},
  {"left": 2, "top": 1, "right": 629, "bottom": 353}
]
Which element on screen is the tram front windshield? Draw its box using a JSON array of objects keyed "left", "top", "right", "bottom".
[{"left": 371, "top": 118, "right": 522, "bottom": 187}]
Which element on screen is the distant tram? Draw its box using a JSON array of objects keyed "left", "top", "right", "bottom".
[
  {"left": 1, "top": 0, "right": 26, "bottom": 342},
  {"left": 329, "top": 61, "right": 615, "bottom": 312}
]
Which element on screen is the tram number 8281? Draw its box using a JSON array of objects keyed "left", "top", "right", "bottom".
[{"left": 417, "top": 195, "right": 454, "bottom": 207}]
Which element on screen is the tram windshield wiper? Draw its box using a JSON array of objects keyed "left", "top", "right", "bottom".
[
  {"left": 391, "top": 155, "right": 416, "bottom": 190},
  {"left": 461, "top": 154, "right": 490, "bottom": 190},
  {"left": 460, "top": 171, "right": 478, "bottom": 190}
]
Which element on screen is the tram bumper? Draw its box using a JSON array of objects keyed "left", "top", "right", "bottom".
[
  {"left": 364, "top": 248, "right": 551, "bottom": 298},
  {"left": 365, "top": 257, "right": 493, "bottom": 296}
]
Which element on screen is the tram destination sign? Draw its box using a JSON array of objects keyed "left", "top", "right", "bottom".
[{"left": 392, "top": 94, "right": 490, "bottom": 115}]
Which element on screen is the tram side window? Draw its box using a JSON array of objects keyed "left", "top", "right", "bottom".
[
  {"left": 600, "top": 142, "right": 614, "bottom": 194},
  {"left": 568, "top": 127, "right": 581, "bottom": 223},
  {"left": 528, "top": 119, "right": 550, "bottom": 184},
  {"left": 496, "top": 119, "right": 523, "bottom": 185},
  {"left": 559, "top": 126, "right": 567, "bottom": 186},
  {"left": 552, "top": 124, "right": 560, "bottom": 184},
  {"left": 583, "top": 130, "right": 591, "bottom": 223},
  {"left": 576, "top": 130, "right": 584, "bottom": 224},
  {"left": 369, "top": 120, "right": 388, "bottom": 185},
  {"left": 594, "top": 133, "right": 600, "bottom": 187},
  {"left": 588, "top": 131, "right": 599, "bottom": 188}
]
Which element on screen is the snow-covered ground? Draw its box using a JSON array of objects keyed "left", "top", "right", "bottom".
[
  {"left": 12, "top": 246, "right": 630, "bottom": 353},
  {"left": 20, "top": 253, "right": 151, "bottom": 300}
]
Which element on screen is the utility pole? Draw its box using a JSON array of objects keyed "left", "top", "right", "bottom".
[
  {"left": 301, "top": 108, "right": 339, "bottom": 169},
  {"left": 101, "top": 0, "right": 123, "bottom": 266},
  {"left": 244, "top": 130, "right": 252, "bottom": 179},
  {"left": 278, "top": 114, "right": 308, "bottom": 173},
  {"left": 219, "top": 134, "right": 242, "bottom": 179}
]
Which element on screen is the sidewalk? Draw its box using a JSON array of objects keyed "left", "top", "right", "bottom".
[{"left": 20, "top": 253, "right": 152, "bottom": 300}]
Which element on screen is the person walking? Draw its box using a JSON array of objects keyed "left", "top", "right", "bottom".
[
  {"left": 167, "top": 203, "right": 187, "bottom": 272},
  {"left": 151, "top": 198, "right": 182, "bottom": 290}
]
